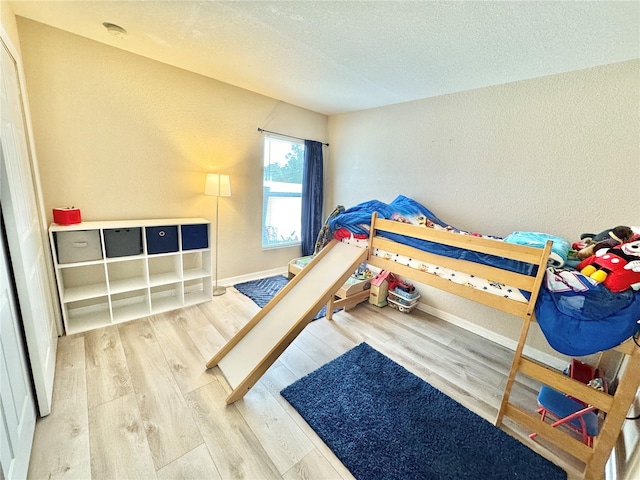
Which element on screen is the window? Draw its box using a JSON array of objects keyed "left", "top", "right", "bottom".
[{"left": 262, "top": 135, "right": 304, "bottom": 248}]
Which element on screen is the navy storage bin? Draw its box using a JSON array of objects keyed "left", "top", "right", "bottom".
[
  {"left": 146, "top": 226, "right": 178, "bottom": 254},
  {"left": 181, "top": 224, "right": 209, "bottom": 250},
  {"left": 104, "top": 228, "right": 143, "bottom": 258}
]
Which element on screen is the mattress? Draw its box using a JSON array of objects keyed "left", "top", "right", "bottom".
[{"left": 340, "top": 235, "right": 528, "bottom": 303}]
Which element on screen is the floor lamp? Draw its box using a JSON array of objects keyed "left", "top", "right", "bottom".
[{"left": 204, "top": 173, "right": 231, "bottom": 296}]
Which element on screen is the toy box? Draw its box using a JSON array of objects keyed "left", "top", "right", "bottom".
[
  {"left": 387, "top": 287, "right": 421, "bottom": 313},
  {"left": 52, "top": 207, "right": 81, "bottom": 225},
  {"left": 388, "top": 288, "right": 420, "bottom": 306}
]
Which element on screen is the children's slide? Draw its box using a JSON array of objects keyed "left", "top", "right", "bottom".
[{"left": 206, "top": 240, "right": 368, "bottom": 404}]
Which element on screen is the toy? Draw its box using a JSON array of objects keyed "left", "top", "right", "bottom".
[
  {"left": 577, "top": 226, "right": 634, "bottom": 260},
  {"left": 580, "top": 226, "right": 634, "bottom": 243},
  {"left": 387, "top": 287, "right": 421, "bottom": 314},
  {"left": 52, "top": 207, "right": 82, "bottom": 225},
  {"left": 577, "top": 238, "right": 640, "bottom": 292},
  {"left": 353, "top": 262, "right": 373, "bottom": 280},
  {"left": 369, "top": 270, "right": 394, "bottom": 307}
]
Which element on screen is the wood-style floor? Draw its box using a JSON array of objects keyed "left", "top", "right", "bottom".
[{"left": 27, "top": 288, "right": 584, "bottom": 479}]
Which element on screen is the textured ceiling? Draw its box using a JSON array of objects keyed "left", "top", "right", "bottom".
[{"left": 8, "top": 0, "right": 640, "bottom": 115}]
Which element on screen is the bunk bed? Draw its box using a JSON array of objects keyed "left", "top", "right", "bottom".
[{"left": 328, "top": 196, "right": 640, "bottom": 480}]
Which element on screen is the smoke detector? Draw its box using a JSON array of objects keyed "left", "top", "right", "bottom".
[{"left": 103, "top": 22, "right": 127, "bottom": 39}]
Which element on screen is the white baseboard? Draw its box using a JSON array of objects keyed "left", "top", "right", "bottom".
[
  {"left": 416, "top": 302, "right": 568, "bottom": 371},
  {"left": 219, "top": 267, "right": 288, "bottom": 288}
]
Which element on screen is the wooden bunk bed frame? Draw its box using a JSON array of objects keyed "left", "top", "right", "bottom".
[{"left": 365, "top": 212, "right": 640, "bottom": 480}]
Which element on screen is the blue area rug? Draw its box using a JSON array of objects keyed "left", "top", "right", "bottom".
[
  {"left": 234, "top": 275, "right": 330, "bottom": 320},
  {"left": 281, "top": 343, "right": 566, "bottom": 480}
]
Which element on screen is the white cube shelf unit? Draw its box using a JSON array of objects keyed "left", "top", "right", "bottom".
[{"left": 49, "top": 218, "right": 212, "bottom": 335}]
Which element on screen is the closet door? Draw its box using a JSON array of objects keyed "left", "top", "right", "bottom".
[
  {"left": 1, "top": 37, "right": 57, "bottom": 416},
  {"left": 0, "top": 219, "right": 36, "bottom": 480}
]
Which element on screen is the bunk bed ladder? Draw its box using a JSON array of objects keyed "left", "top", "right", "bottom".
[{"left": 498, "top": 319, "right": 640, "bottom": 479}]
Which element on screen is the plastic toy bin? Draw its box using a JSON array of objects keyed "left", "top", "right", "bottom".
[
  {"left": 387, "top": 288, "right": 421, "bottom": 313},
  {"left": 388, "top": 288, "right": 420, "bottom": 305}
]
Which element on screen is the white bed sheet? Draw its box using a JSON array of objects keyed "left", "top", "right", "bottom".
[{"left": 340, "top": 236, "right": 528, "bottom": 303}]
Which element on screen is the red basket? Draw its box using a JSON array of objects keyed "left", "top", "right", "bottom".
[{"left": 52, "top": 207, "right": 81, "bottom": 225}]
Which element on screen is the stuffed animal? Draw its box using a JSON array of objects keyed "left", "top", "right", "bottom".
[
  {"left": 576, "top": 226, "right": 634, "bottom": 260},
  {"left": 577, "top": 237, "right": 640, "bottom": 292}
]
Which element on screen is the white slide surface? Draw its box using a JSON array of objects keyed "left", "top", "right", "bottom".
[{"left": 217, "top": 241, "right": 367, "bottom": 395}]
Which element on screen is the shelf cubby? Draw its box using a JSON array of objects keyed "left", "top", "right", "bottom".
[
  {"left": 150, "top": 283, "right": 183, "bottom": 314},
  {"left": 59, "top": 264, "right": 108, "bottom": 303},
  {"left": 148, "top": 253, "right": 182, "bottom": 286},
  {"left": 183, "top": 250, "right": 212, "bottom": 281},
  {"left": 107, "top": 258, "right": 148, "bottom": 294},
  {"left": 184, "top": 277, "right": 213, "bottom": 306},
  {"left": 65, "top": 296, "right": 111, "bottom": 335},
  {"left": 111, "top": 289, "right": 151, "bottom": 323}
]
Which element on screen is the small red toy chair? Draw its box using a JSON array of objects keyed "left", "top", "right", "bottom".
[{"left": 529, "top": 359, "right": 601, "bottom": 447}]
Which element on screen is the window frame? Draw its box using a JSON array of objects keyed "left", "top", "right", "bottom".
[{"left": 261, "top": 134, "right": 305, "bottom": 250}]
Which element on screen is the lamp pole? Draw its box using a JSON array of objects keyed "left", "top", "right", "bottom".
[
  {"left": 213, "top": 184, "right": 226, "bottom": 296},
  {"left": 205, "top": 172, "right": 229, "bottom": 296}
]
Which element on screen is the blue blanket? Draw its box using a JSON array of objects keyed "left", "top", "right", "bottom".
[
  {"left": 329, "top": 196, "right": 449, "bottom": 235},
  {"left": 329, "top": 196, "right": 640, "bottom": 355},
  {"left": 536, "top": 278, "right": 640, "bottom": 356},
  {"left": 330, "top": 195, "right": 536, "bottom": 276}
]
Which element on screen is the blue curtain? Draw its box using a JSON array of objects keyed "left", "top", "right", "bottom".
[{"left": 301, "top": 140, "right": 324, "bottom": 256}]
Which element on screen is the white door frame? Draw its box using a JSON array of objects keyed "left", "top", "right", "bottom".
[
  {"left": 0, "top": 26, "right": 62, "bottom": 335},
  {"left": 0, "top": 215, "right": 37, "bottom": 480},
  {"left": 1, "top": 28, "right": 59, "bottom": 417}
]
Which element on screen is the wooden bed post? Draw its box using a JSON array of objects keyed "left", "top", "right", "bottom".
[
  {"left": 495, "top": 312, "right": 535, "bottom": 426},
  {"left": 584, "top": 344, "right": 640, "bottom": 479},
  {"left": 367, "top": 212, "right": 377, "bottom": 260},
  {"left": 496, "top": 240, "right": 552, "bottom": 426}
]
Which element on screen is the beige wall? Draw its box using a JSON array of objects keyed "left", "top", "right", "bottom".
[
  {"left": 1, "top": 1, "right": 21, "bottom": 46},
  {"left": 16, "top": 17, "right": 328, "bottom": 280},
  {"left": 328, "top": 61, "right": 639, "bottom": 239},
  {"left": 327, "top": 60, "right": 639, "bottom": 352}
]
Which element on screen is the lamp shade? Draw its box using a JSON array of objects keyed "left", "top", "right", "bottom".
[{"left": 204, "top": 173, "right": 231, "bottom": 197}]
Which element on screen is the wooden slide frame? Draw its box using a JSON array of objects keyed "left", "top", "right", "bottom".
[
  {"left": 207, "top": 239, "right": 368, "bottom": 404},
  {"left": 365, "top": 212, "right": 640, "bottom": 480}
]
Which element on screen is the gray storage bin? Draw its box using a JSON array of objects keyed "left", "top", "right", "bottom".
[
  {"left": 104, "top": 228, "right": 143, "bottom": 258},
  {"left": 55, "top": 230, "right": 103, "bottom": 264}
]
